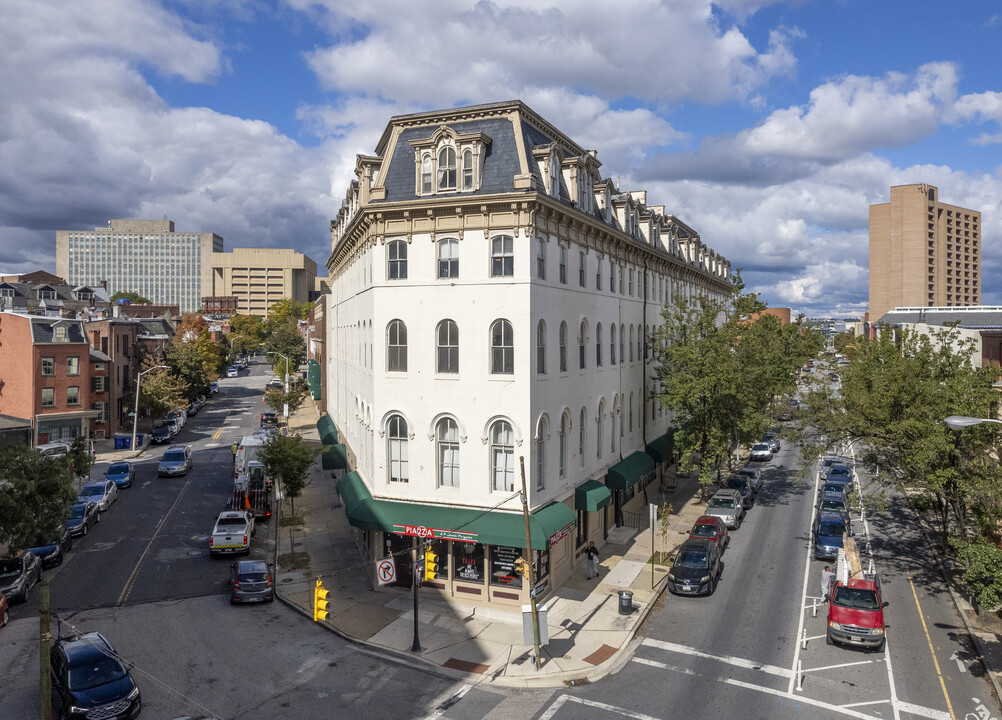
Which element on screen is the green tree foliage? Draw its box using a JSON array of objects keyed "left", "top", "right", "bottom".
[
  {"left": 950, "top": 539, "right": 1002, "bottom": 611},
  {"left": 138, "top": 357, "right": 187, "bottom": 424},
  {"left": 66, "top": 435, "right": 94, "bottom": 484},
  {"left": 110, "top": 291, "right": 151, "bottom": 304},
  {"left": 174, "top": 313, "right": 224, "bottom": 381},
  {"left": 256, "top": 432, "right": 321, "bottom": 521},
  {"left": 230, "top": 314, "right": 267, "bottom": 344},
  {"left": 264, "top": 323, "right": 306, "bottom": 376},
  {"left": 0, "top": 445, "right": 76, "bottom": 551},
  {"left": 263, "top": 380, "right": 310, "bottom": 417},
  {"left": 267, "top": 299, "right": 310, "bottom": 328}
]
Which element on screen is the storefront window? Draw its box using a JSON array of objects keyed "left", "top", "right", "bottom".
[
  {"left": 454, "top": 542, "right": 484, "bottom": 583},
  {"left": 489, "top": 545, "right": 523, "bottom": 588},
  {"left": 534, "top": 548, "right": 550, "bottom": 583}
]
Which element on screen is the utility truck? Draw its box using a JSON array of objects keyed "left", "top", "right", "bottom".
[{"left": 231, "top": 435, "right": 273, "bottom": 519}]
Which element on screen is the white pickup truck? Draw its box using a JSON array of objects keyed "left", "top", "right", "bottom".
[{"left": 209, "top": 510, "right": 255, "bottom": 555}]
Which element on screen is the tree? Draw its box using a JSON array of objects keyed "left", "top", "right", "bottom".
[
  {"left": 66, "top": 435, "right": 94, "bottom": 487},
  {"left": 267, "top": 299, "right": 310, "bottom": 328},
  {"left": 0, "top": 445, "right": 76, "bottom": 550},
  {"left": 174, "top": 313, "right": 224, "bottom": 382},
  {"left": 264, "top": 380, "right": 310, "bottom": 417},
  {"left": 230, "top": 314, "right": 266, "bottom": 344},
  {"left": 264, "top": 323, "right": 306, "bottom": 377},
  {"left": 110, "top": 291, "right": 150, "bottom": 304},
  {"left": 138, "top": 357, "right": 187, "bottom": 426},
  {"left": 256, "top": 433, "right": 321, "bottom": 550}
]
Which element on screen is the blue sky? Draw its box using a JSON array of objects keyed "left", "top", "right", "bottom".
[{"left": 2, "top": 0, "right": 1001, "bottom": 317}]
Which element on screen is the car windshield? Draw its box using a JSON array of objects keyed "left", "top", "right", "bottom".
[
  {"left": 753, "top": 444, "right": 769, "bottom": 451},
  {"left": 108, "top": 463, "right": 129, "bottom": 474},
  {"left": 154, "top": 425, "right": 169, "bottom": 434},
  {"left": 676, "top": 550, "right": 708, "bottom": 569},
  {"left": 823, "top": 484, "right": 845, "bottom": 494},
  {"left": 820, "top": 501, "right": 845, "bottom": 512},
  {"left": 68, "top": 505, "right": 86, "bottom": 519},
  {"left": 832, "top": 587, "right": 880, "bottom": 610},
  {"left": 708, "top": 498, "right": 734, "bottom": 509},
  {"left": 818, "top": 522, "right": 847, "bottom": 537},
  {"left": 0, "top": 559, "right": 21, "bottom": 579},
  {"left": 829, "top": 466, "right": 850, "bottom": 476},
  {"left": 691, "top": 524, "right": 717, "bottom": 537},
  {"left": 80, "top": 486, "right": 104, "bottom": 497},
  {"left": 163, "top": 450, "right": 185, "bottom": 462},
  {"left": 67, "top": 655, "right": 128, "bottom": 691}
]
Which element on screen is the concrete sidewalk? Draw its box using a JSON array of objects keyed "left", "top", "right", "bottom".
[{"left": 272, "top": 404, "right": 710, "bottom": 687}]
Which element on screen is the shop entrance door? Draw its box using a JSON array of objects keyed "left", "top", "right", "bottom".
[{"left": 384, "top": 532, "right": 414, "bottom": 589}]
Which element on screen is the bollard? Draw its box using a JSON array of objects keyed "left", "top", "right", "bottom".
[
  {"left": 796, "top": 660, "right": 804, "bottom": 692},
  {"left": 812, "top": 600, "right": 818, "bottom": 618},
  {"left": 801, "top": 627, "right": 807, "bottom": 649}
]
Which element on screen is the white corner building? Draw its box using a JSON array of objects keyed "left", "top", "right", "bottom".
[{"left": 324, "top": 100, "right": 731, "bottom": 606}]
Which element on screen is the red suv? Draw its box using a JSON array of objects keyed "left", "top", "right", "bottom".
[
  {"left": 688, "top": 515, "right": 729, "bottom": 551},
  {"left": 826, "top": 578, "right": 885, "bottom": 651}
]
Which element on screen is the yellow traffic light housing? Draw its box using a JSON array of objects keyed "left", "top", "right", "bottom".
[
  {"left": 313, "top": 578, "right": 330, "bottom": 622},
  {"left": 513, "top": 557, "right": 529, "bottom": 578},
  {"left": 424, "top": 548, "right": 440, "bottom": 582}
]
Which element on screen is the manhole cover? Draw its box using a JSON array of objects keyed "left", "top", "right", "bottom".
[
  {"left": 281, "top": 578, "right": 295, "bottom": 583},
  {"left": 187, "top": 550, "right": 203, "bottom": 556}
]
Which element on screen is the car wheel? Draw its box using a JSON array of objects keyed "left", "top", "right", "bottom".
[
  {"left": 875, "top": 638, "right": 885, "bottom": 652},
  {"left": 82, "top": 523, "right": 88, "bottom": 536},
  {"left": 826, "top": 631, "right": 834, "bottom": 646},
  {"left": 707, "top": 577, "right": 717, "bottom": 596},
  {"left": 96, "top": 512, "right": 101, "bottom": 523}
]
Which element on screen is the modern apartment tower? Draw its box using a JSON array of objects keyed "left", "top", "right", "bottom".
[
  {"left": 57, "top": 219, "right": 223, "bottom": 313},
  {"left": 869, "top": 184, "right": 981, "bottom": 321}
]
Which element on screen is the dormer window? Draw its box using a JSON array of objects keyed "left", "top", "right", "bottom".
[
  {"left": 462, "top": 149, "right": 474, "bottom": 191},
  {"left": 549, "top": 152, "right": 560, "bottom": 198},
  {"left": 0, "top": 287, "right": 13, "bottom": 298},
  {"left": 438, "top": 146, "right": 457, "bottom": 190},
  {"left": 54, "top": 325, "right": 68, "bottom": 342},
  {"left": 38, "top": 288, "right": 56, "bottom": 300},
  {"left": 411, "top": 127, "right": 490, "bottom": 197},
  {"left": 421, "top": 155, "right": 433, "bottom": 194}
]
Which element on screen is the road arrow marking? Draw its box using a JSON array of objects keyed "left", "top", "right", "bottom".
[{"left": 950, "top": 651, "right": 966, "bottom": 674}]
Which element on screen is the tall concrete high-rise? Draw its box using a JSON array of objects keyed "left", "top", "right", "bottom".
[
  {"left": 56, "top": 219, "right": 223, "bottom": 313},
  {"left": 869, "top": 184, "right": 981, "bottom": 321},
  {"left": 210, "top": 247, "right": 317, "bottom": 316}
]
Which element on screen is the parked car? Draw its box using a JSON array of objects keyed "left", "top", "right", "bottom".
[
  {"left": 66, "top": 502, "right": 101, "bottom": 537},
  {"left": 165, "top": 409, "right": 186, "bottom": 430},
  {"left": 667, "top": 538, "right": 722, "bottom": 596},
  {"left": 105, "top": 461, "right": 135, "bottom": 489},
  {"left": 705, "top": 489, "right": 744, "bottom": 529},
  {"left": 260, "top": 411, "right": 278, "bottom": 428},
  {"left": 209, "top": 510, "right": 255, "bottom": 555},
  {"left": 827, "top": 578, "right": 886, "bottom": 651},
  {"left": 818, "top": 481, "right": 850, "bottom": 501},
  {"left": 688, "top": 515, "right": 729, "bottom": 551},
  {"left": 36, "top": 441, "right": 72, "bottom": 458},
  {"left": 813, "top": 511, "right": 851, "bottom": 560},
  {"left": 724, "top": 475, "right": 755, "bottom": 509},
  {"left": 750, "top": 442, "right": 773, "bottom": 461},
  {"left": 817, "top": 492, "right": 852, "bottom": 525},
  {"left": 229, "top": 560, "right": 274, "bottom": 604},
  {"left": 763, "top": 432, "right": 781, "bottom": 452},
  {"left": 226, "top": 366, "right": 238, "bottom": 378},
  {"left": 209, "top": 381, "right": 219, "bottom": 395},
  {"left": 0, "top": 551, "right": 42, "bottom": 603},
  {"left": 78, "top": 480, "right": 118, "bottom": 512},
  {"left": 825, "top": 463, "right": 855, "bottom": 486},
  {"left": 821, "top": 454, "right": 842, "bottom": 468},
  {"left": 0, "top": 591, "right": 8, "bottom": 628},
  {"left": 151, "top": 423, "right": 175, "bottom": 444},
  {"left": 50, "top": 631, "right": 142, "bottom": 720},
  {"left": 266, "top": 377, "right": 284, "bottom": 390},
  {"left": 25, "top": 525, "right": 73, "bottom": 568},
  {"left": 158, "top": 445, "right": 193, "bottom": 477},
  {"left": 736, "top": 467, "right": 762, "bottom": 493}
]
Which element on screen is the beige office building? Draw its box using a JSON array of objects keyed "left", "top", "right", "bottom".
[
  {"left": 210, "top": 248, "right": 317, "bottom": 316},
  {"left": 869, "top": 184, "right": 981, "bottom": 321},
  {"left": 57, "top": 219, "right": 223, "bottom": 313}
]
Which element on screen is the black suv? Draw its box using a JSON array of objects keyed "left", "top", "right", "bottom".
[
  {"left": 260, "top": 411, "right": 278, "bottom": 428},
  {"left": 26, "top": 525, "right": 73, "bottom": 568},
  {"left": 0, "top": 551, "right": 42, "bottom": 603},
  {"left": 51, "top": 632, "right": 141, "bottom": 719},
  {"left": 667, "top": 538, "right": 722, "bottom": 596},
  {"left": 151, "top": 423, "right": 174, "bottom": 444}
]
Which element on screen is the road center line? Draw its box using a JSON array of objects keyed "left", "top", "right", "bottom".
[
  {"left": 907, "top": 566, "right": 957, "bottom": 720},
  {"left": 640, "top": 638, "right": 790, "bottom": 678}
]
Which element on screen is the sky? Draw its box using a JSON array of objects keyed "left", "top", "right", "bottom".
[{"left": 3, "top": 0, "right": 1002, "bottom": 318}]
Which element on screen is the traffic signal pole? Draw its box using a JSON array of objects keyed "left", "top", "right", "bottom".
[
  {"left": 519, "top": 456, "right": 542, "bottom": 670},
  {"left": 411, "top": 538, "right": 421, "bottom": 652}
]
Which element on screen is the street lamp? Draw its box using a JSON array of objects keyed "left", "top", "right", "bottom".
[
  {"left": 267, "top": 351, "right": 290, "bottom": 427},
  {"left": 944, "top": 415, "right": 1002, "bottom": 431},
  {"left": 132, "top": 365, "right": 168, "bottom": 452}
]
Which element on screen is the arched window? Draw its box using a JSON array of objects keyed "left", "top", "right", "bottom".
[
  {"left": 461, "top": 148, "right": 474, "bottom": 191},
  {"left": 491, "top": 235, "right": 514, "bottom": 277},
  {"left": 645, "top": 324, "right": 650, "bottom": 360},
  {"left": 387, "top": 240, "right": 407, "bottom": 280},
  {"left": 436, "top": 320, "right": 459, "bottom": 374},
  {"left": 595, "top": 323, "right": 603, "bottom": 367},
  {"left": 421, "top": 154, "right": 432, "bottom": 194},
  {"left": 610, "top": 323, "right": 617, "bottom": 365},
  {"left": 436, "top": 418, "right": 459, "bottom": 487},
  {"left": 637, "top": 327, "right": 643, "bottom": 361},
  {"left": 629, "top": 392, "right": 634, "bottom": 433},
  {"left": 559, "top": 321, "right": 567, "bottom": 372},
  {"left": 559, "top": 412, "right": 568, "bottom": 478},
  {"left": 535, "top": 417, "right": 547, "bottom": 491},
  {"left": 578, "top": 320, "right": 587, "bottom": 370},
  {"left": 619, "top": 325, "right": 625, "bottom": 365},
  {"left": 438, "top": 145, "right": 457, "bottom": 190},
  {"left": 387, "top": 320, "right": 407, "bottom": 372},
  {"left": 629, "top": 325, "right": 635, "bottom": 362},
  {"left": 579, "top": 407, "right": 586, "bottom": 466},
  {"left": 490, "top": 319, "right": 514, "bottom": 374},
  {"left": 387, "top": 415, "right": 408, "bottom": 484},
  {"left": 536, "top": 320, "right": 546, "bottom": 375},
  {"left": 438, "top": 238, "right": 458, "bottom": 278},
  {"left": 597, "top": 400, "right": 605, "bottom": 458},
  {"left": 610, "top": 261, "right": 616, "bottom": 293},
  {"left": 490, "top": 421, "right": 515, "bottom": 491}
]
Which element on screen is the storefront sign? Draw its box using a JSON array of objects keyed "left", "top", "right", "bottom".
[
  {"left": 490, "top": 545, "right": 522, "bottom": 588},
  {"left": 547, "top": 520, "right": 576, "bottom": 547},
  {"left": 392, "top": 524, "right": 478, "bottom": 543}
]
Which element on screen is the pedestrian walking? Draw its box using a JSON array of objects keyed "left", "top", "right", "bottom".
[
  {"left": 586, "top": 541, "right": 600, "bottom": 579},
  {"left": 231, "top": 441, "right": 238, "bottom": 468},
  {"left": 821, "top": 565, "right": 835, "bottom": 602}
]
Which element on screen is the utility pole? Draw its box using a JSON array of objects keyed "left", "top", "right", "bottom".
[
  {"left": 39, "top": 582, "right": 51, "bottom": 720},
  {"left": 518, "top": 456, "right": 542, "bottom": 670},
  {"left": 410, "top": 538, "right": 422, "bottom": 652}
]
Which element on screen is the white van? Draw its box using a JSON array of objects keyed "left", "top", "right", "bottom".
[{"left": 36, "top": 442, "right": 72, "bottom": 458}]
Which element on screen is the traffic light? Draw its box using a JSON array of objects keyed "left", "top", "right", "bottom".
[
  {"left": 513, "top": 557, "right": 528, "bottom": 579},
  {"left": 424, "top": 548, "right": 440, "bottom": 582},
  {"left": 313, "top": 578, "right": 330, "bottom": 622}
]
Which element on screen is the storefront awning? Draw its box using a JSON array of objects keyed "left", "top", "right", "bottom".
[
  {"left": 317, "top": 414, "right": 337, "bottom": 445},
  {"left": 575, "top": 479, "right": 612, "bottom": 512},
  {"left": 645, "top": 428, "right": 676, "bottom": 464},
  {"left": 605, "top": 451, "right": 656, "bottom": 491},
  {"left": 321, "top": 443, "right": 347, "bottom": 470},
  {"left": 307, "top": 359, "right": 322, "bottom": 400},
  {"left": 334, "top": 472, "right": 575, "bottom": 550}
]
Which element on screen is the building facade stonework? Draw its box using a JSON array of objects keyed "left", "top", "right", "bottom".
[{"left": 324, "top": 101, "right": 731, "bottom": 605}]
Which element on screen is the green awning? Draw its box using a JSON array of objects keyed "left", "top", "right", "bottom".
[
  {"left": 322, "top": 443, "right": 347, "bottom": 470},
  {"left": 606, "top": 451, "right": 656, "bottom": 491},
  {"left": 308, "top": 359, "right": 322, "bottom": 400},
  {"left": 646, "top": 429, "right": 676, "bottom": 464},
  {"left": 334, "top": 472, "right": 575, "bottom": 550},
  {"left": 317, "top": 414, "right": 337, "bottom": 445},
  {"left": 575, "top": 479, "right": 612, "bottom": 512}
]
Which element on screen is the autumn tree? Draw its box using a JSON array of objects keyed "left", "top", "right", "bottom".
[
  {"left": 267, "top": 299, "right": 310, "bottom": 329},
  {"left": 173, "top": 313, "right": 224, "bottom": 382}
]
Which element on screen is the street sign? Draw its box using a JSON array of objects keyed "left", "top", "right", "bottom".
[{"left": 376, "top": 558, "right": 396, "bottom": 586}]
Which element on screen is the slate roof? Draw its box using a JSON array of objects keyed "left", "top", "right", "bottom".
[
  {"left": 29, "top": 317, "right": 88, "bottom": 344},
  {"left": 876, "top": 308, "right": 1002, "bottom": 330}
]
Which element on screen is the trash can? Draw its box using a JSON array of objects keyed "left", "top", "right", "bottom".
[
  {"left": 114, "top": 437, "right": 124, "bottom": 450},
  {"left": 618, "top": 590, "right": 633, "bottom": 615},
  {"left": 121, "top": 436, "right": 131, "bottom": 450}
]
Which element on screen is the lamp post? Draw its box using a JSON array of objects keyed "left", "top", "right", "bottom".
[
  {"left": 944, "top": 415, "right": 1002, "bottom": 431},
  {"left": 267, "top": 351, "right": 290, "bottom": 428},
  {"left": 132, "top": 365, "right": 168, "bottom": 452}
]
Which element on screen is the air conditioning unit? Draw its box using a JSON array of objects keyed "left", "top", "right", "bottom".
[{"left": 94, "top": 430, "right": 106, "bottom": 440}]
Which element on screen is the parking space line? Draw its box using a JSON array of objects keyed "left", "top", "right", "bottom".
[
  {"left": 843, "top": 699, "right": 892, "bottom": 709},
  {"left": 641, "top": 638, "right": 790, "bottom": 678},
  {"left": 907, "top": 566, "right": 957, "bottom": 720},
  {"left": 538, "top": 693, "right": 661, "bottom": 720},
  {"left": 803, "top": 659, "right": 880, "bottom": 673},
  {"left": 896, "top": 700, "right": 952, "bottom": 720}
]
